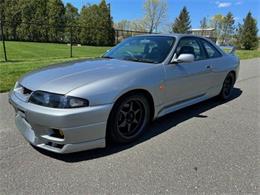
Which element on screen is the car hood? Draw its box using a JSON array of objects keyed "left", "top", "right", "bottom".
[{"left": 20, "top": 58, "right": 154, "bottom": 94}]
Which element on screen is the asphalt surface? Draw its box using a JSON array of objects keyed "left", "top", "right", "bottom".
[{"left": 0, "top": 58, "right": 259, "bottom": 194}]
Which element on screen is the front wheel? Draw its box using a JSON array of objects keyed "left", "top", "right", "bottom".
[
  {"left": 219, "top": 72, "right": 235, "bottom": 100},
  {"left": 107, "top": 94, "right": 150, "bottom": 144}
]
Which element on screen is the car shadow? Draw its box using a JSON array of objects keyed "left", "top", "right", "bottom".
[{"left": 34, "top": 88, "right": 242, "bottom": 162}]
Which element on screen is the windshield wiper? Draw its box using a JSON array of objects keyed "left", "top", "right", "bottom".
[
  {"left": 102, "top": 56, "right": 114, "bottom": 59},
  {"left": 127, "top": 58, "right": 157, "bottom": 64}
]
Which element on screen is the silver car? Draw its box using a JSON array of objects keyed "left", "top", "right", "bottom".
[{"left": 9, "top": 34, "right": 240, "bottom": 153}]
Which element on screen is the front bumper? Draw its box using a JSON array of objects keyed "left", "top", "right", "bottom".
[{"left": 9, "top": 91, "right": 113, "bottom": 153}]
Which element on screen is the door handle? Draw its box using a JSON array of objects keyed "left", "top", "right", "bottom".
[{"left": 206, "top": 65, "right": 213, "bottom": 69}]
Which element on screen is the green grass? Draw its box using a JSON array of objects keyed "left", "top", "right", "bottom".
[
  {"left": 223, "top": 47, "right": 260, "bottom": 59},
  {"left": 0, "top": 41, "right": 260, "bottom": 92},
  {"left": 0, "top": 41, "right": 111, "bottom": 92},
  {"left": 235, "top": 49, "right": 260, "bottom": 59}
]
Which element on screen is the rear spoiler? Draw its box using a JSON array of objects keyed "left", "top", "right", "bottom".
[{"left": 219, "top": 46, "right": 236, "bottom": 54}]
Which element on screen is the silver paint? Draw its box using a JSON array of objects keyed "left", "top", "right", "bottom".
[{"left": 9, "top": 34, "right": 240, "bottom": 153}]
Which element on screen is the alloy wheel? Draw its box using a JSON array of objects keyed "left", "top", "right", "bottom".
[
  {"left": 116, "top": 99, "right": 145, "bottom": 139},
  {"left": 223, "top": 75, "right": 234, "bottom": 97}
]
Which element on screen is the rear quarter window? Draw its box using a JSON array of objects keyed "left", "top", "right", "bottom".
[{"left": 201, "top": 39, "right": 222, "bottom": 58}]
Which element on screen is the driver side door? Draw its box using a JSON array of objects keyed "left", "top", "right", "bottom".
[{"left": 164, "top": 37, "right": 214, "bottom": 106}]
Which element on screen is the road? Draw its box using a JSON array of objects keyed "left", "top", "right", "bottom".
[{"left": 0, "top": 58, "right": 259, "bottom": 194}]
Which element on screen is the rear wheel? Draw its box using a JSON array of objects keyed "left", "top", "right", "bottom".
[
  {"left": 107, "top": 94, "right": 150, "bottom": 143},
  {"left": 219, "top": 72, "right": 235, "bottom": 100}
]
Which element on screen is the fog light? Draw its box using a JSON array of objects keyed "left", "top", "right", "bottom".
[
  {"left": 59, "top": 129, "right": 64, "bottom": 137},
  {"left": 51, "top": 129, "right": 64, "bottom": 139}
]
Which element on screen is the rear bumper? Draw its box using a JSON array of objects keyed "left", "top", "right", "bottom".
[{"left": 9, "top": 91, "right": 113, "bottom": 153}]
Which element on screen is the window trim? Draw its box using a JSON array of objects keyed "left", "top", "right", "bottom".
[
  {"left": 199, "top": 38, "right": 223, "bottom": 59},
  {"left": 171, "top": 36, "right": 208, "bottom": 62}
]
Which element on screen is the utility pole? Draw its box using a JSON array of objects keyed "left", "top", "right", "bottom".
[
  {"left": 0, "top": 19, "right": 7, "bottom": 62},
  {"left": 70, "top": 26, "right": 73, "bottom": 58}
]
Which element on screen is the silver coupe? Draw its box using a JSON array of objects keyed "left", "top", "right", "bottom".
[{"left": 9, "top": 34, "right": 240, "bottom": 153}]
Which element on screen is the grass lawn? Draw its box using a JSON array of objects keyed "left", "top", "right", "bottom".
[
  {"left": 235, "top": 49, "right": 260, "bottom": 59},
  {"left": 0, "top": 41, "right": 111, "bottom": 92},
  {"left": 0, "top": 41, "right": 259, "bottom": 92}
]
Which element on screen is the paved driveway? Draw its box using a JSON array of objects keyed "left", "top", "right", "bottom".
[{"left": 0, "top": 59, "right": 259, "bottom": 194}]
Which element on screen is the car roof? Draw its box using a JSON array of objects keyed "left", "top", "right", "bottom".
[
  {"left": 135, "top": 33, "right": 208, "bottom": 40},
  {"left": 134, "top": 33, "right": 226, "bottom": 56}
]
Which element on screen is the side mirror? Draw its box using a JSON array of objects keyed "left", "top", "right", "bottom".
[{"left": 171, "top": 54, "right": 195, "bottom": 64}]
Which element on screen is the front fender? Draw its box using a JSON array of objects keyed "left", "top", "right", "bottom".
[{"left": 67, "top": 65, "right": 165, "bottom": 108}]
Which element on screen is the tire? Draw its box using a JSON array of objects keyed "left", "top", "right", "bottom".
[
  {"left": 107, "top": 94, "right": 151, "bottom": 144},
  {"left": 219, "top": 72, "right": 235, "bottom": 100}
]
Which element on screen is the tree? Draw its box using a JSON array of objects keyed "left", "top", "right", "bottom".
[
  {"left": 115, "top": 19, "right": 146, "bottom": 32},
  {"left": 79, "top": 0, "right": 114, "bottom": 46},
  {"left": 17, "top": 0, "right": 48, "bottom": 41},
  {"left": 210, "top": 14, "right": 224, "bottom": 41},
  {"left": 222, "top": 12, "right": 235, "bottom": 44},
  {"left": 79, "top": 4, "right": 98, "bottom": 45},
  {"left": 115, "top": 20, "right": 131, "bottom": 31},
  {"left": 2, "top": 0, "right": 21, "bottom": 40},
  {"left": 16, "top": 0, "right": 34, "bottom": 41},
  {"left": 2, "top": 0, "right": 69, "bottom": 42},
  {"left": 234, "top": 23, "right": 243, "bottom": 48},
  {"left": 240, "top": 12, "right": 258, "bottom": 50},
  {"left": 0, "top": 0, "right": 4, "bottom": 20},
  {"left": 143, "top": 0, "right": 167, "bottom": 33},
  {"left": 172, "top": 6, "right": 191, "bottom": 33},
  {"left": 210, "top": 12, "right": 235, "bottom": 45},
  {"left": 200, "top": 17, "right": 208, "bottom": 36},
  {"left": 130, "top": 20, "right": 146, "bottom": 32},
  {"left": 223, "top": 12, "right": 235, "bottom": 35},
  {"left": 64, "top": 3, "right": 79, "bottom": 43},
  {"left": 47, "top": 0, "right": 65, "bottom": 42},
  {"left": 200, "top": 17, "right": 208, "bottom": 29},
  {"left": 97, "top": 0, "right": 115, "bottom": 45},
  {"left": 65, "top": 3, "right": 79, "bottom": 26}
]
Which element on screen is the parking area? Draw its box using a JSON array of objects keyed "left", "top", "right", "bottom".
[{"left": 0, "top": 58, "right": 259, "bottom": 194}]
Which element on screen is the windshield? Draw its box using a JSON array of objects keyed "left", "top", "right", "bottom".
[{"left": 103, "top": 36, "right": 176, "bottom": 64}]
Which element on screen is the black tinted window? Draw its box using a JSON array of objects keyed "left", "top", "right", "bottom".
[
  {"left": 176, "top": 38, "right": 206, "bottom": 61},
  {"left": 104, "top": 36, "right": 175, "bottom": 63},
  {"left": 201, "top": 39, "right": 222, "bottom": 58}
]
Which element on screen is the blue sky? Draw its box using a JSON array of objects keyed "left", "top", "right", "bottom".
[{"left": 63, "top": 0, "right": 260, "bottom": 31}]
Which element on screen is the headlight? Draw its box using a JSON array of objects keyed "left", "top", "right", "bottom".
[
  {"left": 29, "top": 91, "right": 89, "bottom": 108},
  {"left": 14, "top": 81, "right": 19, "bottom": 89}
]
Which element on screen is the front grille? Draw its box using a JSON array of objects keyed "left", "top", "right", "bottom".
[
  {"left": 22, "top": 87, "right": 32, "bottom": 95},
  {"left": 46, "top": 142, "right": 64, "bottom": 149},
  {"left": 14, "top": 84, "right": 33, "bottom": 102}
]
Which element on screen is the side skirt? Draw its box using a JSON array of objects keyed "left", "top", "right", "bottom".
[{"left": 157, "top": 94, "right": 211, "bottom": 118}]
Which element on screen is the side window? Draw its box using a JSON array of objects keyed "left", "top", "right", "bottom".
[
  {"left": 176, "top": 38, "right": 206, "bottom": 61},
  {"left": 201, "top": 39, "right": 222, "bottom": 58}
]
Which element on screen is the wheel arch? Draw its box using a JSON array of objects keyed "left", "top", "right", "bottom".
[
  {"left": 112, "top": 88, "right": 155, "bottom": 121},
  {"left": 105, "top": 88, "right": 155, "bottom": 142},
  {"left": 229, "top": 70, "right": 236, "bottom": 81}
]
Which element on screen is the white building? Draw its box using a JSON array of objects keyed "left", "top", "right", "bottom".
[{"left": 188, "top": 28, "right": 216, "bottom": 42}]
